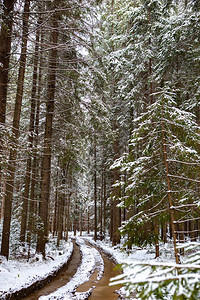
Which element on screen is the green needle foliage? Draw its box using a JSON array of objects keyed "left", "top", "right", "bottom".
[{"left": 112, "top": 88, "right": 200, "bottom": 248}]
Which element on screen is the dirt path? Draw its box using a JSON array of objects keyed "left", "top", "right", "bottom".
[
  {"left": 23, "top": 242, "right": 81, "bottom": 300},
  {"left": 22, "top": 239, "right": 122, "bottom": 300},
  {"left": 77, "top": 242, "right": 122, "bottom": 300}
]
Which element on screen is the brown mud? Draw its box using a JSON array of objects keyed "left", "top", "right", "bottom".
[
  {"left": 23, "top": 242, "right": 81, "bottom": 300},
  {"left": 77, "top": 242, "right": 122, "bottom": 300}
]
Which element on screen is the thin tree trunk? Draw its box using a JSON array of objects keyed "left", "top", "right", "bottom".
[
  {"left": 154, "top": 220, "right": 159, "bottom": 258},
  {"left": 65, "top": 193, "right": 71, "bottom": 241},
  {"left": 0, "top": 0, "right": 15, "bottom": 206},
  {"left": 100, "top": 170, "right": 103, "bottom": 240},
  {"left": 80, "top": 208, "right": 82, "bottom": 236},
  {"left": 103, "top": 167, "right": 106, "bottom": 238},
  {"left": 0, "top": 0, "right": 30, "bottom": 259},
  {"left": 94, "top": 134, "right": 97, "bottom": 241},
  {"left": 161, "top": 106, "right": 180, "bottom": 264},
  {"left": 63, "top": 194, "right": 67, "bottom": 237},
  {"left": 0, "top": 180, "right": 6, "bottom": 222},
  {"left": 57, "top": 193, "right": 62, "bottom": 247},
  {"left": 87, "top": 208, "right": 90, "bottom": 234},
  {"left": 53, "top": 187, "right": 58, "bottom": 235},
  {"left": 28, "top": 31, "right": 43, "bottom": 224},
  {"left": 0, "top": 0, "right": 15, "bottom": 124},
  {"left": 148, "top": 7, "right": 153, "bottom": 105},
  {"left": 110, "top": 203, "right": 113, "bottom": 242},
  {"left": 36, "top": 7, "right": 58, "bottom": 257},
  {"left": 112, "top": 122, "right": 121, "bottom": 246},
  {"left": 73, "top": 202, "right": 78, "bottom": 236},
  {"left": 20, "top": 18, "right": 40, "bottom": 243},
  {"left": 26, "top": 92, "right": 41, "bottom": 244}
]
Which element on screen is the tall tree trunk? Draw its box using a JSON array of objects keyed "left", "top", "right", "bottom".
[
  {"left": 80, "top": 208, "right": 83, "bottom": 236},
  {"left": 0, "top": 0, "right": 15, "bottom": 203},
  {"left": 87, "top": 208, "right": 90, "bottom": 234},
  {"left": 53, "top": 187, "right": 58, "bottom": 236},
  {"left": 27, "top": 29, "right": 43, "bottom": 239},
  {"left": 0, "top": 0, "right": 30, "bottom": 259},
  {"left": 161, "top": 106, "right": 180, "bottom": 264},
  {"left": 112, "top": 120, "right": 121, "bottom": 246},
  {"left": 94, "top": 134, "right": 97, "bottom": 241},
  {"left": 20, "top": 17, "right": 40, "bottom": 243},
  {"left": 26, "top": 74, "right": 42, "bottom": 245},
  {"left": 0, "top": 0, "right": 15, "bottom": 124},
  {"left": 112, "top": 168, "right": 121, "bottom": 246},
  {"left": 103, "top": 166, "right": 107, "bottom": 237},
  {"left": 66, "top": 168, "right": 72, "bottom": 241},
  {"left": 57, "top": 193, "right": 63, "bottom": 247},
  {"left": 36, "top": 7, "right": 58, "bottom": 257},
  {"left": 65, "top": 193, "right": 71, "bottom": 241},
  {"left": 154, "top": 220, "right": 159, "bottom": 258},
  {"left": 100, "top": 170, "right": 103, "bottom": 240},
  {"left": 73, "top": 202, "right": 78, "bottom": 236},
  {"left": 148, "top": 7, "right": 153, "bottom": 105}
]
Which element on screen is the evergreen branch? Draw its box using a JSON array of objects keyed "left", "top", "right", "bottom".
[
  {"left": 168, "top": 174, "right": 200, "bottom": 183},
  {"left": 167, "top": 159, "right": 200, "bottom": 166}
]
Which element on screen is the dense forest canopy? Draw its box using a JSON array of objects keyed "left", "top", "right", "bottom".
[{"left": 0, "top": 0, "right": 199, "bottom": 297}]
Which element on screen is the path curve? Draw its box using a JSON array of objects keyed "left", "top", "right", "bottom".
[
  {"left": 76, "top": 240, "right": 122, "bottom": 300},
  {"left": 22, "top": 241, "right": 81, "bottom": 300},
  {"left": 6, "top": 238, "right": 122, "bottom": 300}
]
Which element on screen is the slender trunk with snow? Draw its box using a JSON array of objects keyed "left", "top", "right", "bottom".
[
  {"left": 161, "top": 106, "right": 180, "bottom": 264},
  {"left": 20, "top": 18, "right": 40, "bottom": 243},
  {"left": 0, "top": 0, "right": 30, "bottom": 259},
  {"left": 0, "top": 0, "right": 15, "bottom": 125},
  {"left": 0, "top": 0, "right": 15, "bottom": 222},
  {"left": 36, "top": 9, "right": 58, "bottom": 257},
  {"left": 27, "top": 31, "right": 44, "bottom": 244},
  {"left": 94, "top": 134, "right": 97, "bottom": 241}
]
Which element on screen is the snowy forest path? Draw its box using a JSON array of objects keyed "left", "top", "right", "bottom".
[
  {"left": 19, "top": 238, "right": 122, "bottom": 300},
  {"left": 76, "top": 240, "right": 122, "bottom": 299},
  {"left": 22, "top": 240, "right": 81, "bottom": 300}
]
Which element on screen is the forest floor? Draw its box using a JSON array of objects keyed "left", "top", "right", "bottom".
[{"left": 0, "top": 232, "right": 175, "bottom": 299}]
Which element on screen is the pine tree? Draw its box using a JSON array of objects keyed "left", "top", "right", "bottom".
[{"left": 114, "top": 89, "right": 200, "bottom": 259}]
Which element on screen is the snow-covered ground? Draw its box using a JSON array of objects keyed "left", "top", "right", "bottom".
[
  {"left": 82, "top": 234, "right": 176, "bottom": 299},
  {"left": 0, "top": 232, "right": 176, "bottom": 300},
  {"left": 40, "top": 237, "right": 104, "bottom": 300},
  {"left": 0, "top": 239, "right": 73, "bottom": 299}
]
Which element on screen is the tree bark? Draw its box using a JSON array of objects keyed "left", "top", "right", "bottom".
[
  {"left": 94, "top": 134, "right": 97, "bottom": 241},
  {"left": 112, "top": 120, "right": 121, "bottom": 246},
  {"left": 161, "top": 105, "right": 180, "bottom": 264},
  {"left": 65, "top": 193, "right": 71, "bottom": 241},
  {"left": 154, "top": 220, "right": 159, "bottom": 258},
  {"left": 0, "top": 0, "right": 15, "bottom": 124},
  {"left": 36, "top": 7, "right": 58, "bottom": 257},
  {"left": 57, "top": 193, "right": 63, "bottom": 247},
  {"left": 0, "top": 0, "right": 30, "bottom": 259},
  {"left": 103, "top": 166, "right": 107, "bottom": 237},
  {"left": 20, "top": 17, "right": 40, "bottom": 243},
  {"left": 26, "top": 58, "right": 42, "bottom": 245},
  {"left": 100, "top": 169, "right": 103, "bottom": 240}
]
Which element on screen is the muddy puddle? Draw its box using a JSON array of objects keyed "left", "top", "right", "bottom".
[
  {"left": 23, "top": 242, "right": 81, "bottom": 300},
  {"left": 77, "top": 248, "right": 121, "bottom": 300}
]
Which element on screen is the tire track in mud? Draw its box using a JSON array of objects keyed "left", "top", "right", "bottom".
[{"left": 76, "top": 241, "right": 122, "bottom": 300}]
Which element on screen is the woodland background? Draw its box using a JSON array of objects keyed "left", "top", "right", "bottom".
[{"left": 0, "top": 1, "right": 199, "bottom": 286}]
